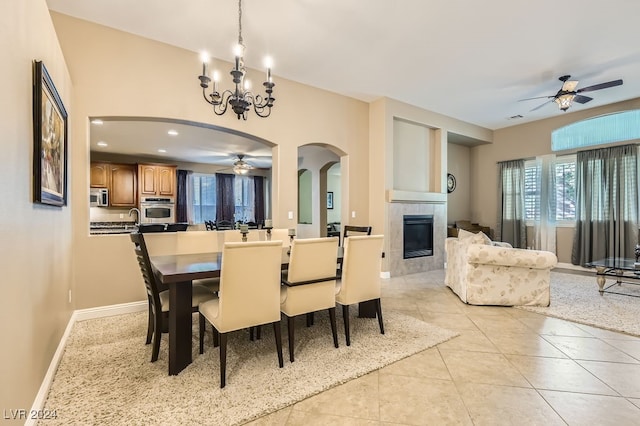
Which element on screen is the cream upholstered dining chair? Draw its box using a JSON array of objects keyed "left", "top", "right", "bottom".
[
  {"left": 130, "top": 232, "right": 216, "bottom": 363},
  {"left": 335, "top": 234, "right": 385, "bottom": 346},
  {"left": 221, "top": 229, "right": 262, "bottom": 243},
  {"left": 198, "top": 240, "right": 284, "bottom": 388},
  {"left": 280, "top": 237, "right": 339, "bottom": 362}
]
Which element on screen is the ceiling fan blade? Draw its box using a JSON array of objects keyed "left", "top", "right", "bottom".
[
  {"left": 561, "top": 80, "right": 579, "bottom": 92},
  {"left": 519, "top": 95, "right": 554, "bottom": 102},
  {"left": 573, "top": 95, "right": 593, "bottom": 104},
  {"left": 577, "top": 79, "right": 623, "bottom": 93},
  {"left": 530, "top": 99, "right": 554, "bottom": 112}
]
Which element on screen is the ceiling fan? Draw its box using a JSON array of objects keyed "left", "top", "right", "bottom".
[
  {"left": 521, "top": 75, "right": 623, "bottom": 112},
  {"left": 231, "top": 154, "right": 255, "bottom": 175}
]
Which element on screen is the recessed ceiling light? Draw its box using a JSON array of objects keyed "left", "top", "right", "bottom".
[
  {"left": 97, "top": 141, "right": 108, "bottom": 147},
  {"left": 167, "top": 129, "right": 178, "bottom": 136},
  {"left": 91, "top": 119, "right": 104, "bottom": 125},
  {"left": 158, "top": 149, "right": 167, "bottom": 153}
]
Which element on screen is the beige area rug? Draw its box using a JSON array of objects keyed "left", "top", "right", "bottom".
[
  {"left": 41, "top": 309, "right": 457, "bottom": 425},
  {"left": 518, "top": 271, "right": 640, "bottom": 337}
]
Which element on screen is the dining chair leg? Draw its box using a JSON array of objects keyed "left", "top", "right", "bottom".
[
  {"left": 306, "top": 312, "right": 314, "bottom": 327},
  {"left": 151, "top": 308, "right": 162, "bottom": 362},
  {"left": 249, "top": 327, "right": 255, "bottom": 341},
  {"left": 145, "top": 298, "right": 153, "bottom": 344},
  {"left": 273, "top": 321, "right": 284, "bottom": 368},
  {"left": 213, "top": 328, "right": 219, "bottom": 348},
  {"left": 219, "top": 332, "right": 228, "bottom": 388},
  {"left": 256, "top": 325, "right": 262, "bottom": 340},
  {"left": 342, "top": 304, "right": 351, "bottom": 346},
  {"left": 198, "top": 313, "right": 205, "bottom": 354},
  {"left": 329, "top": 307, "right": 339, "bottom": 348},
  {"left": 287, "top": 315, "right": 295, "bottom": 362},
  {"left": 375, "top": 298, "right": 385, "bottom": 335}
]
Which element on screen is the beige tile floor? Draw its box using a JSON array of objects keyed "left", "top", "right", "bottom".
[{"left": 247, "top": 270, "right": 640, "bottom": 426}]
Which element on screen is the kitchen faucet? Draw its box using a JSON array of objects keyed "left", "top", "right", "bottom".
[{"left": 128, "top": 208, "right": 141, "bottom": 225}]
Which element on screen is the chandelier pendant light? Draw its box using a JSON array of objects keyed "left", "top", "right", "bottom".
[{"left": 198, "top": 0, "right": 275, "bottom": 120}]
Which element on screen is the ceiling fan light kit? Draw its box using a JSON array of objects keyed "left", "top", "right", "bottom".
[
  {"left": 197, "top": 0, "right": 275, "bottom": 120},
  {"left": 521, "top": 74, "right": 623, "bottom": 113},
  {"left": 232, "top": 154, "right": 254, "bottom": 174}
]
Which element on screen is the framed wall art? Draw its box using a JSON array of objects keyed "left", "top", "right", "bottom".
[
  {"left": 33, "top": 60, "right": 68, "bottom": 206},
  {"left": 327, "top": 191, "right": 334, "bottom": 209}
]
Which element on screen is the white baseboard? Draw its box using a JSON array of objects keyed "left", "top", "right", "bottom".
[
  {"left": 380, "top": 271, "right": 390, "bottom": 279},
  {"left": 74, "top": 300, "right": 147, "bottom": 322},
  {"left": 27, "top": 301, "right": 147, "bottom": 425}
]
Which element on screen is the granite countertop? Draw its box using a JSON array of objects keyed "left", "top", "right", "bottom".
[{"left": 90, "top": 221, "right": 137, "bottom": 235}]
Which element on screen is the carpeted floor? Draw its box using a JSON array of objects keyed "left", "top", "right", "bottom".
[
  {"left": 518, "top": 270, "right": 640, "bottom": 337},
  {"left": 41, "top": 309, "right": 457, "bottom": 425}
]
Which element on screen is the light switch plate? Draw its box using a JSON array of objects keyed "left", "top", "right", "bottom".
[
  {"left": 288, "top": 211, "right": 293, "bottom": 219},
  {"left": 351, "top": 211, "right": 356, "bottom": 218}
]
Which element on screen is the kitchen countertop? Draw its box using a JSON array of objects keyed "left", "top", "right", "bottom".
[{"left": 90, "top": 221, "right": 137, "bottom": 235}]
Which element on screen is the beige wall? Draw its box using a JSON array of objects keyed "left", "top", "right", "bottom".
[
  {"left": 49, "top": 13, "right": 369, "bottom": 309},
  {"left": 447, "top": 143, "right": 471, "bottom": 224},
  {"left": 368, "top": 97, "right": 492, "bottom": 270},
  {"left": 471, "top": 97, "right": 640, "bottom": 262},
  {"left": 1, "top": 1, "right": 74, "bottom": 417}
]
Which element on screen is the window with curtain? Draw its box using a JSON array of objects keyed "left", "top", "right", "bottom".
[
  {"left": 497, "top": 159, "right": 526, "bottom": 247},
  {"left": 234, "top": 175, "right": 255, "bottom": 222},
  {"left": 524, "top": 155, "right": 576, "bottom": 222},
  {"left": 571, "top": 144, "right": 639, "bottom": 265},
  {"left": 191, "top": 173, "right": 217, "bottom": 223}
]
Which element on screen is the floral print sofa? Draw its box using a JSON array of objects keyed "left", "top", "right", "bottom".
[{"left": 445, "top": 230, "right": 557, "bottom": 306}]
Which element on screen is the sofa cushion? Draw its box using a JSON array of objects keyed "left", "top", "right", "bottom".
[{"left": 458, "top": 229, "right": 491, "bottom": 245}]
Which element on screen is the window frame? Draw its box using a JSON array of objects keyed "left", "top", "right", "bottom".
[{"left": 524, "top": 154, "right": 577, "bottom": 227}]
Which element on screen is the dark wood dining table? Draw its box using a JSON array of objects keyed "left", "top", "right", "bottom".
[{"left": 150, "top": 247, "right": 380, "bottom": 375}]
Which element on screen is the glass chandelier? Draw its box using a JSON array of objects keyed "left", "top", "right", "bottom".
[{"left": 197, "top": 0, "right": 275, "bottom": 120}]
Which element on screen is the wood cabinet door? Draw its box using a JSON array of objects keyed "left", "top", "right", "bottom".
[
  {"left": 139, "top": 164, "right": 157, "bottom": 196},
  {"left": 90, "top": 163, "right": 109, "bottom": 188},
  {"left": 157, "top": 166, "right": 176, "bottom": 196},
  {"left": 110, "top": 164, "right": 137, "bottom": 207}
]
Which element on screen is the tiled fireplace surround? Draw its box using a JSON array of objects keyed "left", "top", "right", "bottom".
[{"left": 387, "top": 202, "right": 446, "bottom": 277}]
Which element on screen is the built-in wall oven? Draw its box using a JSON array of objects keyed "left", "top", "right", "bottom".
[{"left": 140, "top": 197, "right": 175, "bottom": 223}]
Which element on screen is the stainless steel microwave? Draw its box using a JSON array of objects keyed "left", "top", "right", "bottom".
[{"left": 89, "top": 188, "right": 109, "bottom": 207}]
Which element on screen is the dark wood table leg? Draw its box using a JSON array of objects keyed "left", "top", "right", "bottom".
[
  {"left": 168, "top": 281, "right": 193, "bottom": 375},
  {"left": 358, "top": 300, "right": 377, "bottom": 318}
]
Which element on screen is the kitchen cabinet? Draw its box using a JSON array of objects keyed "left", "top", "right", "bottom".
[
  {"left": 90, "top": 162, "right": 137, "bottom": 207},
  {"left": 90, "top": 162, "right": 109, "bottom": 188},
  {"left": 138, "top": 163, "right": 176, "bottom": 198},
  {"left": 109, "top": 164, "right": 137, "bottom": 207}
]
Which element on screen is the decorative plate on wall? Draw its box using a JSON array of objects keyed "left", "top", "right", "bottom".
[{"left": 447, "top": 173, "right": 456, "bottom": 193}]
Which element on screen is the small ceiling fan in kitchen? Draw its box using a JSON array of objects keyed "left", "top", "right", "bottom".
[{"left": 520, "top": 75, "right": 623, "bottom": 112}]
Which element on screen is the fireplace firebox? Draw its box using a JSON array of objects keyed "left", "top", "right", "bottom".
[{"left": 403, "top": 215, "right": 434, "bottom": 259}]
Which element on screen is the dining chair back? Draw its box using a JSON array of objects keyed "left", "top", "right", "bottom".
[
  {"left": 267, "top": 228, "right": 292, "bottom": 246},
  {"left": 204, "top": 220, "right": 216, "bottom": 231},
  {"left": 342, "top": 225, "right": 372, "bottom": 245},
  {"left": 335, "top": 234, "right": 385, "bottom": 346},
  {"left": 130, "top": 232, "right": 216, "bottom": 362},
  {"left": 198, "top": 240, "right": 284, "bottom": 387},
  {"left": 221, "top": 229, "right": 262, "bottom": 243},
  {"left": 215, "top": 220, "right": 233, "bottom": 230},
  {"left": 280, "top": 237, "right": 340, "bottom": 362},
  {"left": 176, "top": 230, "right": 223, "bottom": 254}
]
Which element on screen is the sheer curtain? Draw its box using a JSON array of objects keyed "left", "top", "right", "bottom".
[
  {"left": 571, "top": 144, "right": 639, "bottom": 265},
  {"left": 533, "top": 154, "right": 557, "bottom": 252},
  {"left": 497, "top": 159, "right": 526, "bottom": 247}
]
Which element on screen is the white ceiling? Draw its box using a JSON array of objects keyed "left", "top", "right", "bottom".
[{"left": 48, "top": 0, "right": 640, "bottom": 162}]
